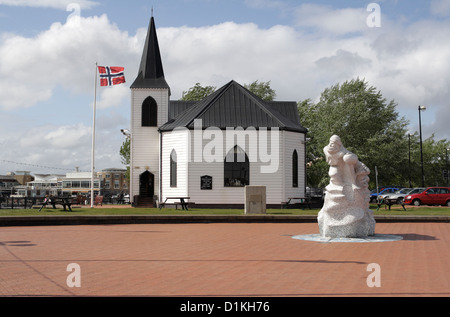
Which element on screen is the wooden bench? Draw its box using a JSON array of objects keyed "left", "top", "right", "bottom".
[
  {"left": 282, "top": 197, "right": 311, "bottom": 210},
  {"left": 94, "top": 196, "right": 103, "bottom": 206},
  {"left": 159, "top": 197, "right": 191, "bottom": 210},
  {"left": 376, "top": 198, "right": 406, "bottom": 211},
  {"left": 39, "top": 197, "right": 73, "bottom": 212}
]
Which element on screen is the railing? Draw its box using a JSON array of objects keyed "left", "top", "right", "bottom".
[
  {"left": 0, "top": 196, "right": 130, "bottom": 209},
  {"left": 0, "top": 197, "right": 45, "bottom": 209}
]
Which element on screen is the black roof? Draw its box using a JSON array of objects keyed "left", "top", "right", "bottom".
[
  {"left": 160, "top": 80, "right": 307, "bottom": 133},
  {"left": 131, "top": 17, "right": 169, "bottom": 90}
]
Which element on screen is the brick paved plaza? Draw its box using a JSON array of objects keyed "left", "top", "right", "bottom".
[{"left": 0, "top": 222, "right": 448, "bottom": 297}]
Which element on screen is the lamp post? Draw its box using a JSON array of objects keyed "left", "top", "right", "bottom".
[
  {"left": 408, "top": 133, "right": 412, "bottom": 188},
  {"left": 418, "top": 106, "right": 426, "bottom": 187},
  {"left": 446, "top": 147, "right": 449, "bottom": 187}
]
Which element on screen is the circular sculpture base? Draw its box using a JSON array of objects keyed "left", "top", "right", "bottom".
[{"left": 292, "top": 234, "right": 403, "bottom": 243}]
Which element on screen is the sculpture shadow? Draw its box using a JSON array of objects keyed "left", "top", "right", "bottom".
[
  {"left": 398, "top": 233, "right": 438, "bottom": 241},
  {"left": 0, "top": 241, "right": 37, "bottom": 247}
]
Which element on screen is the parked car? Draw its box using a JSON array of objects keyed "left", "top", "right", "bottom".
[
  {"left": 370, "top": 187, "right": 401, "bottom": 203},
  {"left": 385, "top": 188, "right": 425, "bottom": 205},
  {"left": 378, "top": 188, "right": 410, "bottom": 202},
  {"left": 306, "top": 187, "right": 324, "bottom": 199},
  {"left": 403, "top": 187, "right": 450, "bottom": 206}
]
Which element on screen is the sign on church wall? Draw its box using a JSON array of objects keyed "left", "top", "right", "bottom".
[{"left": 200, "top": 175, "right": 212, "bottom": 190}]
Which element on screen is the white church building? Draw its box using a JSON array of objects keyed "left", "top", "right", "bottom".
[{"left": 129, "top": 16, "right": 307, "bottom": 208}]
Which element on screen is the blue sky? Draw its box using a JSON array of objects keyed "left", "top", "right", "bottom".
[{"left": 0, "top": 0, "right": 449, "bottom": 175}]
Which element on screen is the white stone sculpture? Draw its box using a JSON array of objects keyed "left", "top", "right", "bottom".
[{"left": 317, "top": 135, "right": 376, "bottom": 238}]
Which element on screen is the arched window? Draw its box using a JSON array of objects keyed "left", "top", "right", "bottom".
[
  {"left": 142, "top": 96, "right": 157, "bottom": 127},
  {"left": 170, "top": 149, "right": 177, "bottom": 187},
  {"left": 224, "top": 145, "right": 249, "bottom": 187},
  {"left": 292, "top": 150, "right": 298, "bottom": 188}
]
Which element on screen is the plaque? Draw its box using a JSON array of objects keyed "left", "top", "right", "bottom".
[{"left": 200, "top": 175, "right": 212, "bottom": 190}]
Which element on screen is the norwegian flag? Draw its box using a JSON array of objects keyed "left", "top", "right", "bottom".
[{"left": 98, "top": 66, "right": 126, "bottom": 86}]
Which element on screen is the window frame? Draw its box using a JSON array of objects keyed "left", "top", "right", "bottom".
[
  {"left": 224, "top": 145, "right": 250, "bottom": 187},
  {"left": 170, "top": 149, "right": 177, "bottom": 188},
  {"left": 292, "top": 150, "right": 299, "bottom": 188},
  {"left": 141, "top": 96, "right": 158, "bottom": 127}
]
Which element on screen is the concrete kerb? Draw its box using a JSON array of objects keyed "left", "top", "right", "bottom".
[{"left": 0, "top": 214, "right": 448, "bottom": 227}]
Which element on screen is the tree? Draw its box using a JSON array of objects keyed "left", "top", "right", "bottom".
[
  {"left": 244, "top": 80, "right": 276, "bottom": 101},
  {"left": 180, "top": 80, "right": 276, "bottom": 101},
  {"left": 120, "top": 139, "right": 130, "bottom": 165},
  {"left": 119, "top": 139, "right": 130, "bottom": 185},
  {"left": 421, "top": 135, "right": 450, "bottom": 186},
  {"left": 298, "top": 78, "right": 410, "bottom": 188},
  {"left": 181, "top": 83, "right": 216, "bottom": 101}
]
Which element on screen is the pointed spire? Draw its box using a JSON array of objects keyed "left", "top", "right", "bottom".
[{"left": 131, "top": 16, "right": 169, "bottom": 89}]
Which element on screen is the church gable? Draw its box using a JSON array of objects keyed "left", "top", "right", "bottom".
[{"left": 161, "top": 80, "right": 307, "bottom": 132}]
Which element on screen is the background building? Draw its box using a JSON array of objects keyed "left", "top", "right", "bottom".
[{"left": 98, "top": 168, "right": 128, "bottom": 197}]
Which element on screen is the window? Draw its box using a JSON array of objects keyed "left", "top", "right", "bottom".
[
  {"left": 427, "top": 188, "right": 438, "bottom": 194},
  {"left": 170, "top": 149, "right": 177, "bottom": 187},
  {"left": 142, "top": 96, "right": 158, "bottom": 127},
  {"left": 292, "top": 150, "right": 298, "bottom": 188},
  {"left": 72, "top": 181, "right": 80, "bottom": 188},
  {"left": 224, "top": 146, "right": 249, "bottom": 187}
]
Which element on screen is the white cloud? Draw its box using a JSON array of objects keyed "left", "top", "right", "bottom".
[
  {"left": 315, "top": 49, "right": 372, "bottom": 82},
  {"left": 3, "top": 123, "right": 92, "bottom": 172},
  {"left": 96, "top": 84, "right": 129, "bottom": 109},
  {"left": 430, "top": 0, "right": 450, "bottom": 16},
  {"left": 158, "top": 22, "right": 320, "bottom": 100},
  {"left": 294, "top": 4, "right": 368, "bottom": 35},
  {"left": 0, "top": 14, "right": 138, "bottom": 110},
  {"left": 1, "top": 120, "right": 124, "bottom": 173},
  {"left": 44, "top": 123, "right": 91, "bottom": 148},
  {"left": 0, "top": 0, "right": 99, "bottom": 10}
]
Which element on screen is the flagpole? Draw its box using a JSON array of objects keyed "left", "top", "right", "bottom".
[{"left": 91, "top": 62, "right": 98, "bottom": 208}]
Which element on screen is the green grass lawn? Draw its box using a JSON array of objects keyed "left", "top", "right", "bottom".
[{"left": 0, "top": 204, "right": 449, "bottom": 216}]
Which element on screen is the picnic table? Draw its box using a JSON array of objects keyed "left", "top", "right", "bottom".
[
  {"left": 159, "top": 197, "right": 191, "bottom": 211},
  {"left": 39, "top": 196, "right": 73, "bottom": 212},
  {"left": 282, "top": 197, "right": 311, "bottom": 209},
  {"left": 376, "top": 198, "right": 407, "bottom": 211}
]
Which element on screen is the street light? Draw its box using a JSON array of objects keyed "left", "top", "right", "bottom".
[
  {"left": 446, "top": 147, "right": 449, "bottom": 187},
  {"left": 418, "top": 106, "right": 426, "bottom": 187},
  {"left": 121, "top": 129, "right": 131, "bottom": 139},
  {"left": 408, "top": 133, "right": 413, "bottom": 188}
]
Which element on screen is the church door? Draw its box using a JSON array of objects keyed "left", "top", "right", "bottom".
[{"left": 139, "top": 171, "right": 154, "bottom": 198}]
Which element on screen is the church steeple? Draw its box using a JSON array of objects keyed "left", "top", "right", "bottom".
[{"left": 131, "top": 16, "right": 169, "bottom": 89}]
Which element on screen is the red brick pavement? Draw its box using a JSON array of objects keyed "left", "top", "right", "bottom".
[{"left": 0, "top": 222, "right": 448, "bottom": 297}]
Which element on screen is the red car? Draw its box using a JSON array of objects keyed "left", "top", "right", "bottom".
[{"left": 403, "top": 187, "right": 450, "bottom": 206}]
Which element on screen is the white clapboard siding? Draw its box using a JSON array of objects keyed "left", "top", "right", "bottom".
[
  {"left": 283, "top": 131, "right": 306, "bottom": 200},
  {"left": 185, "top": 129, "right": 304, "bottom": 205},
  {"left": 161, "top": 129, "right": 189, "bottom": 201},
  {"left": 129, "top": 88, "right": 169, "bottom": 200}
]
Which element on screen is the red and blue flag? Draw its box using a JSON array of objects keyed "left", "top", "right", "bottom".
[{"left": 98, "top": 66, "right": 126, "bottom": 86}]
